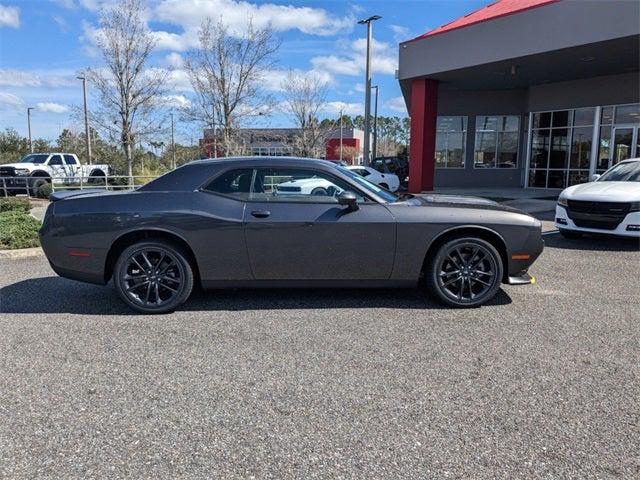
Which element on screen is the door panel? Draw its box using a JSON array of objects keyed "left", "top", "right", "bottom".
[{"left": 244, "top": 202, "right": 396, "bottom": 280}]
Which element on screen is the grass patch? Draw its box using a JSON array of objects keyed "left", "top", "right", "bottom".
[
  {"left": 0, "top": 210, "right": 41, "bottom": 249},
  {"left": 0, "top": 197, "right": 31, "bottom": 213}
]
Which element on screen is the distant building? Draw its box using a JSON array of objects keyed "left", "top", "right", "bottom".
[
  {"left": 398, "top": 0, "right": 640, "bottom": 192},
  {"left": 199, "top": 127, "right": 366, "bottom": 163}
]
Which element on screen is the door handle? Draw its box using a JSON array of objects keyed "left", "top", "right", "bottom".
[{"left": 251, "top": 210, "right": 271, "bottom": 218}]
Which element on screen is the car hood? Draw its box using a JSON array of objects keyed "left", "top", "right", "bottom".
[
  {"left": 1, "top": 163, "right": 35, "bottom": 169},
  {"left": 561, "top": 181, "right": 640, "bottom": 202},
  {"left": 406, "top": 194, "right": 524, "bottom": 214}
]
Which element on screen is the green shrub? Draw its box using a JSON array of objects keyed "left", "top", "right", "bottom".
[
  {"left": 0, "top": 210, "right": 41, "bottom": 249},
  {"left": 0, "top": 197, "right": 31, "bottom": 213},
  {"left": 38, "top": 182, "right": 52, "bottom": 199}
]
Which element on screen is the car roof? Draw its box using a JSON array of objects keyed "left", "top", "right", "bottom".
[{"left": 188, "top": 156, "right": 336, "bottom": 168}]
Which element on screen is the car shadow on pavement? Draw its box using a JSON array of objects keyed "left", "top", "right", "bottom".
[
  {"left": 0, "top": 277, "right": 512, "bottom": 315},
  {"left": 544, "top": 233, "right": 640, "bottom": 252}
]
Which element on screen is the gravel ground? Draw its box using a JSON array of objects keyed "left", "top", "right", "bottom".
[{"left": 0, "top": 233, "right": 639, "bottom": 478}]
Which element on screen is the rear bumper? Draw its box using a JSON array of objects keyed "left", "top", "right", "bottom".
[{"left": 555, "top": 205, "right": 640, "bottom": 237}]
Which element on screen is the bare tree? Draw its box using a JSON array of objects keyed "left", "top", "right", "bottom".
[
  {"left": 86, "top": 0, "right": 168, "bottom": 180},
  {"left": 281, "top": 71, "right": 329, "bottom": 158},
  {"left": 184, "top": 18, "right": 279, "bottom": 156}
]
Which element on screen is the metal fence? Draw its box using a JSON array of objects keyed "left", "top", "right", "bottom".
[{"left": 1, "top": 174, "right": 159, "bottom": 198}]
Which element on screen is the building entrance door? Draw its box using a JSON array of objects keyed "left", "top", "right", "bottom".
[{"left": 611, "top": 127, "right": 638, "bottom": 166}]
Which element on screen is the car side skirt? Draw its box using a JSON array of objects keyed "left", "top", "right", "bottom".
[{"left": 200, "top": 279, "right": 417, "bottom": 289}]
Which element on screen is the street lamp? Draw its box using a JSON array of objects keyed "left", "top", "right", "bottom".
[
  {"left": 371, "top": 85, "right": 379, "bottom": 162},
  {"left": 27, "top": 107, "right": 35, "bottom": 153},
  {"left": 357, "top": 14, "right": 381, "bottom": 166},
  {"left": 77, "top": 76, "right": 92, "bottom": 165}
]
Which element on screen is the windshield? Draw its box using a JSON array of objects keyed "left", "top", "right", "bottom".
[
  {"left": 337, "top": 166, "right": 399, "bottom": 202},
  {"left": 19, "top": 154, "right": 48, "bottom": 164},
  {"left": 598, "top": 161, "right": 640, "bottom": 182}
]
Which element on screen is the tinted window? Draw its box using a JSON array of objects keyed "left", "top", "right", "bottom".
[
  {"left": 203, "top": 169, "right": 253, "bottom": 199},
  {"left": 19, "top": 154, "right": 48, "bottom": 164},
  {"left": 64, "top": 155, "right": 77, "bottom": 165},
  {"left": 352, "top": 168, "right": 370, "bottom": 177},
  {"left": 251, "top": 168, "right": 364, "bottom": 203},
  {"left": 49, "top": 155, "right": 63, "bottom": 166}
]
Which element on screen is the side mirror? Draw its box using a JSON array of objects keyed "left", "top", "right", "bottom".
[
  {"left": 590, "top": 174, "right": 601, "bottom": 182},
  {"left": 337, "top": 190, "right": 359, "bottom": 211}
]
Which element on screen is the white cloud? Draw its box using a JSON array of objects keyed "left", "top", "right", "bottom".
[
  {"left": 390, "top": 24, "right": 410, "bottom": 42},
  {"left": 154, "top": 0, "right": 354, "bottom": 46},
  {"left": 0, "top": 4, "right": 20, "bottom": 29},
  {"left": 385, "top": 96, "right": 407, "bottom": 114},
  {"left": 0, "top": 92, "right": 23, "bottom": 109},
  {"left": 52, "top": 14, "right": 68, "bottom": 32},
  {"left": 311, "top": 37, "right": 398, "bottom": 78},
  {"left": 163, "top": 52, "right": 184, "bottom": 69},
  {"left": 323, "top": 101, "right": 363, "bottom": 116},
  {"left": 260, "top": 68, "right": 334, "bottom": 93},
  {"left": 0, "top": 69, "right": 78, "bottom": 88},
  {"left": 36, "top": 102, "right": 70, "bottom": 113},
  {"left": 162, "top": 94, "right": 191, "bottom": 109}
]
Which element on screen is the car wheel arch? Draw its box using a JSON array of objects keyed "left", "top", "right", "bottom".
[
  {"left": 30, "top": 170, "right": 51, "bottom": 179},
  {"left": 421, "top": 226, "right": 509, "bottom": 283},
  {"left": 104, "top": 228, "right": 200, "bottom": 285}
]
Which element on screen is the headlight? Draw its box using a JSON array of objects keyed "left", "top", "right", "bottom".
[
  {"left": 14, "top": 168, "right": 29, "bottom": 176},
  {"left": 557, "top": 196, "right": 568, "bottom": 207}
]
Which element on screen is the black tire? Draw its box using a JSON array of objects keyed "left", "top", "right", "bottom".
[
  {"left": 29, "top": 177, "right": 50, "bottom": 197},
  {"left": 88, "top": 170, "right": 106, "bottom": 185},
  {"left": 559, "top": 229, "right": 582, "bottom": 239},
  {"left": 379, "top": 183, "right": 389, "bottom": 190},
  {"left": 426, "top": 237, "right": 503, "bottom": 308},
  {"left": 113, "top": 240, "right": 194, "bottom": 314}
]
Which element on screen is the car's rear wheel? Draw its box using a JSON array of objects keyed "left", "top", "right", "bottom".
[
  {"left": 426, "top": 237, "right": 503, "bottom": 308},
  {"left": 114, "top": 241, "right": 194, "bottom": 314},
  {"left": 559, "top": 229, "right": 582, "bottom": 239}
]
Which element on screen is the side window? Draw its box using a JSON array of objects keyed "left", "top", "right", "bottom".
[
  {"left": 49, "top": 155, "right": 63, "bottom": 166},
  {"left": 359, "top": 168, "right": 372, "bottom": 177},
  {"left": 64, "top": 155, "right": 77, "bottom": 165},
  {"left": 251, "top": 168, "right": 364, "bottom": 203},
  {"left": 202, "top": 169, "right": 253, "bottom": 200}
]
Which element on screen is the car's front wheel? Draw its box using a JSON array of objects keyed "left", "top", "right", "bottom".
[
  {"left": 426, "top": 237, "right": 503, "bottom": 308},
  {"left": 114, "top": 241, "right": 194, "bottom": 314}
]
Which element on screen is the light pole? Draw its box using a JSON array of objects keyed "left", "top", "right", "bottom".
[
  {"left": 27, "top": 107, "right": 35, "bottom": 153},
  {"left": 77, "top": 76, "right": 92, "bottom": 165},
  {"left": 358, "top": 14, "right": 381, "bottom": 166},
  {"left": 339, "top": 107, "right": 344, "bottom": 162},
  {"left": 371, "top": 85, "right": 379, "bottom": 162},
  {"left": 170, "top": 112, "right": 176, "bottom": 169}
]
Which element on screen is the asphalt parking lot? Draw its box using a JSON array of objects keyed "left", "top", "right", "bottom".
[{"left": 1, "top": 233, "right": 639, "bottom": 478}]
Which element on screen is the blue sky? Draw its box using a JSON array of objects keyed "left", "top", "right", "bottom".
[{"left": 0, "top": 0, "right": 486, "bottom": 143}]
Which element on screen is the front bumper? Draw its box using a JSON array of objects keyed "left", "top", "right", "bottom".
[{"left": 555, "top": 205, "right": 640, "bottom": 238}]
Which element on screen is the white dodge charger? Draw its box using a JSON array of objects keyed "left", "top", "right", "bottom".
[
  {"left": 555, "top": 159, "right": 640, "bottom": 238},
  {"left": 346, "top": 165, "right": 400, "bottom": 192}
]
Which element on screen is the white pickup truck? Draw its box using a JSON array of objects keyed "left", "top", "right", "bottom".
[{"left": 0, "top": 153, "right": 111, "bottom": 196}]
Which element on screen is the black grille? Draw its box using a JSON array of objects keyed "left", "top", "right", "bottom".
[
  {"left": 567, "top": 200, "right": 630, "bottom": 230},
  {"left": 0, "top": 166, "right": 16, "bottom": 176}
]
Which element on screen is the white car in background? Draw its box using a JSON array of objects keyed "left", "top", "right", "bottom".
[
  {"left": 555, "top": 158, "right": 640, "bottom": 238},
  {"left": 346, "top": 165, "right": 400, "bottom": 192}
]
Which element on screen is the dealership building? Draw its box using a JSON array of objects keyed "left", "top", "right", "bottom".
[{"left": 398, "top": 0, "right": 640, "bottom": 192}]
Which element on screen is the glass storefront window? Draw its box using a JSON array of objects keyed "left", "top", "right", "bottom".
[
  {"left": 601, "top": 106, "right": 614, "bottom": 125},
  {"left": 597, "top": 126, "right": 611, "bottom": 171},
  {"left": 614, "top": 104, "right": 640, "bottom": 125},
  {"left": 552, "top": 110, "right": 571, "bottom": 128},
  {"left": 435, "top": 116, "right": 467, "bottom": 168},
  {"left": 573, "top": 108, "right": 596, "bottom": 126},
  {"left": 570, "top": 127, "right": 592, "bottom": 169},
  {"left": 533, "top": 112, "right": 551, "bottom": 129},
  {"left": 474, "top": 115, "right": 519, "bottom": 168}
]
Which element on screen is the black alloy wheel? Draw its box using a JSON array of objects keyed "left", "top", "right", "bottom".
[
  {"left": 114, "top": 241, "right": 194, "bottom": 314},
  {"left": 426, "top": 237, "right": 503, "bottom": 308}
]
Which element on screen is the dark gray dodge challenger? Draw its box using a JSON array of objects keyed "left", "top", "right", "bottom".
[{"left": 40, "top": 157, "right": 543, "bottom": 313}]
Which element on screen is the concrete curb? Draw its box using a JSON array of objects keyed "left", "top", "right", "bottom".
[{"left": 0, "top": 247, "right": 44, "bottom": 259}]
